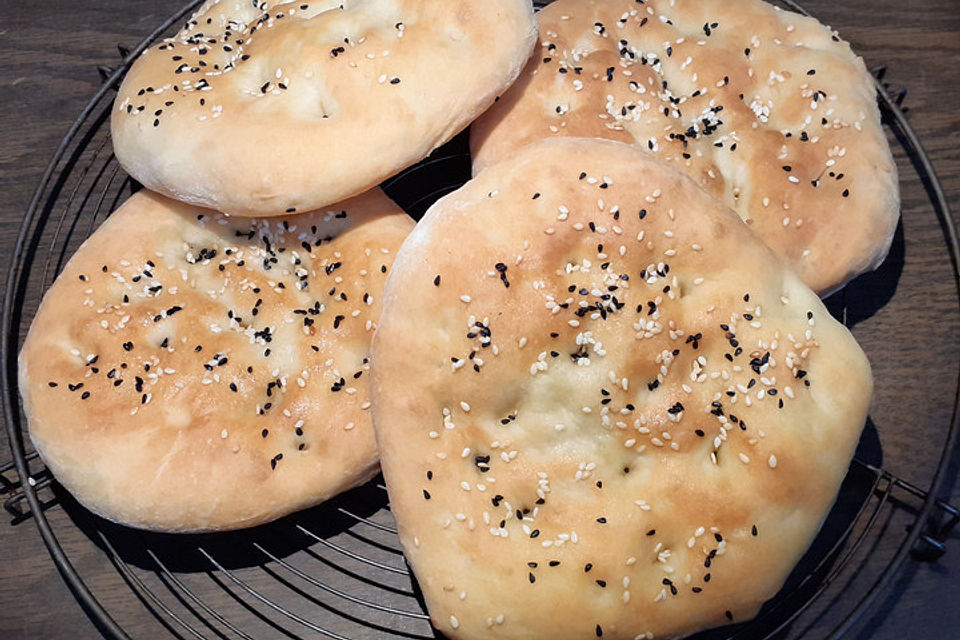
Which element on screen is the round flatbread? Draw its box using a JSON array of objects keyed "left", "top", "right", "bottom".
[
  {"left": 471, "top": 0, "right": 898, "bottom": 294},
  {"left": 372, "top": 138, "right": 871, "bottom": 639},
  {"left": 19, "top": 188, "right": 414, "bottom": 532},
  {"left": 112, "top": 0, "right": 537, "bottom": 217}
]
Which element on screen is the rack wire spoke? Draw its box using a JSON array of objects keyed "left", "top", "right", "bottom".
[
  {"left": 197, "top": 547, "right": 353, "bottom": 640},
  {"left": 253, "top": 542, "right": 430, "bottom": 619},
  {"left": 759, "top": 477, "right": 897, "bottom": 638},
  {"left": 334, "top": 507, "right": 400, "bottom": 535},
  {"left": 380, "top": 153, "right": 471, "bottom": 189},
  {"left": 147, "top": 549, "right": 258, "bottom": 640},
  {"left": 40, "top": 124, "right": 113, "bottom": 290},
  {"left": 296, "top": 524, "right": 411, "bottom": 576},
  {"left": 98, "top": 531, "right": 209, "bottom": 640}
]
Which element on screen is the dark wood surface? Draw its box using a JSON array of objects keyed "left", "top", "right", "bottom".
[{"left": 1, "top": 1, "right": 959, "bottom": 638}]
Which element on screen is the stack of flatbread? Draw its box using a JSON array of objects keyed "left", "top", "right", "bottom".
[{"left": 19, "top": 0, "right": 899, "bottom": 637}]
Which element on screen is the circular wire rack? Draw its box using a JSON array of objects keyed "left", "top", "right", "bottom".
[{"left": 2, "top": 1, "right": 959, "bottom": 639}]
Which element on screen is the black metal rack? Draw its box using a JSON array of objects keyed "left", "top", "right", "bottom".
[{"left": 2, "top": 1, "right": 958, "bottom": 639}]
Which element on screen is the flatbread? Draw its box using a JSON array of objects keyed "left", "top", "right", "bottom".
[
  {"left": 19, "top": 188, "right": 414, "bottom": 532},
  {"left": 112, "top": 0, "right": 537, "bottom": 217},
  {"left": 372, "top": 138, "right": 872, "bottom": 639},
  {"left": 471, "top": 0, "right": 899, "bottom": 294}
]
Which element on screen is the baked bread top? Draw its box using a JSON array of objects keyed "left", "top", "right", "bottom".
[
  {"left": 112, "top": 0, "right": 537, "bottom": 217},
  {"left": 20, "top": 188, "right": 413, "bottom": 532},
  {"left": 372, "top": 138, "right": 871, "bottom": 639},
  {"left": 471, "top": 0, "right": 899, "bottom": 294}
]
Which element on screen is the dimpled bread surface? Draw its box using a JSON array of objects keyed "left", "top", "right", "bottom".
[
  {"left": 471, "top": 0, "right": 899, "bottom": 294},
  {"left": 372, "top": 138, "right": 872, "bottom": 639},
  {"left": 111, "top": 0, "right": 537, "bottom": 217},
  {"left": 19, "top": 188, "right": 413, "bottom": 532}
]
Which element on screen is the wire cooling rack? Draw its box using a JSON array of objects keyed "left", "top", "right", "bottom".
[{"left": 2, "top": 1, "right": 959, "bottom": 639}]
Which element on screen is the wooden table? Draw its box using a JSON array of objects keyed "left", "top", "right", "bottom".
[{"left": 1, "top": 1, "right": 958, "bottom": 638}]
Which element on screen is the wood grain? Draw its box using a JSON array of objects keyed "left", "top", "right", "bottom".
[{"left": 1, "top": 1, "right": 958, "bottom": 639}]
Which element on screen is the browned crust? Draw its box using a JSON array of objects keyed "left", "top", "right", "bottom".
[
  {"left": 471, "top": 0, "right": 899, "bottom": 294},
  {"left": 20, "top": 188, "right": 413, "bottom": 532},
  {"left": 112, "top": 0, "right": 537, "bottom": 217},
  {"left": 373, "top": 138, "right": 871, "bottom": 639}
]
